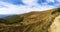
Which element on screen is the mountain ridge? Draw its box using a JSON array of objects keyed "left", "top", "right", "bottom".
[{"left": 0, "top": 8, "right": 60, "bottom": 32}]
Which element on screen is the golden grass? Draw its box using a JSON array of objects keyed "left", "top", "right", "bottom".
[{"left": 0, "top": 8, "right": 60, "bottom": 32}]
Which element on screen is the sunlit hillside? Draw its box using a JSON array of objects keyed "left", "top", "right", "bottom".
[{"left": 0, "top": 8, "right": 60, "bottom": 32}]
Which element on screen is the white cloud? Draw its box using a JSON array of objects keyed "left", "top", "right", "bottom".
[
  {"left": 0, "top": 0, "right": 57, "bottom": 14},
  {"left": 46, "top": 0, "right": 55, "bottom": 3}
]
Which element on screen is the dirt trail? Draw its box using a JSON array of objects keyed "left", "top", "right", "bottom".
[{"left": 50, "top": 15, "right": 60, "bottom": 32}]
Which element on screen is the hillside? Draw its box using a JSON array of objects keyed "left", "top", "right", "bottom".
[{"left": 0, "top": 8, "right": 60, "bottom": 32}]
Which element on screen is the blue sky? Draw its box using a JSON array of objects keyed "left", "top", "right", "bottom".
[
  {"left": 1, "top": 0, "right": 24, "bottom": 5},
  {"left": 0, "top": 0, "right": 60, "bottom": 14}
]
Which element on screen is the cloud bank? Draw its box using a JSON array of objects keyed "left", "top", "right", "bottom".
[{"left": 0, "top": 0, "right": 60, "bottom": 14}]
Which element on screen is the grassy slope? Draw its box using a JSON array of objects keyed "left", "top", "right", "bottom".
[{"left": 0, "top": 8, "right": 60, "bottom": 32}]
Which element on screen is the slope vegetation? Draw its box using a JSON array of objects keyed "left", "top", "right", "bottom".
[{"left": 0, "top": 8, "right": 60, "bottom": 32}]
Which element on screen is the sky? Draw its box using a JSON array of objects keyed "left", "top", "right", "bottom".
[{"left": 0, "top": 0, "right": 60, "bottom": 14}]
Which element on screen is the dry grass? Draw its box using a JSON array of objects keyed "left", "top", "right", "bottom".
[{"left": 0, "top": 8, "right": 60, "bottom": 32}]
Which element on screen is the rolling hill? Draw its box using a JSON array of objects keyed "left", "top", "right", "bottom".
[{"left": 0, "top": 8, "right": 60, "bottom": 32}]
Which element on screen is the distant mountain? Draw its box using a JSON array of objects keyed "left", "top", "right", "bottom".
[
  {"left": 0, "top": 14, "right": 16, "bottom": 18},
  {"left": 0, "top": 15, "right": 9, "bottom": 18}
]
